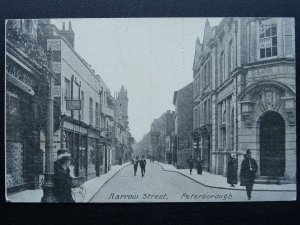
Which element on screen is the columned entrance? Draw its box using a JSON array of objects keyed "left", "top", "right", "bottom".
[{"left": 259, "top": 111, "right": 285, "bottom": 177}]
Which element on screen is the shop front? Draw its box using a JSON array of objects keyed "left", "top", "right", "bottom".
[
  {"left": 6, "top": 49, "right": 46, "bottom": 193},
  {"left": 62, "top": 118, "right": 88, "bottom": 178}
]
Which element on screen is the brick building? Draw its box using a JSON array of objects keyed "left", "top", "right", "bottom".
[
  {"left": 192, "top": 18, "right": 296, "bottom": 182},
  {"left": 173, "top": 82, "right": 194, "bottom": 169}
]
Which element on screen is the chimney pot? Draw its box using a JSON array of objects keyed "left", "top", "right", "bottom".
[
  {"left": 69, "top": 21, "right": 72, "bottom": 30},
  {"left": 62, "top": 22, "right": 65, "bottom": 30}
]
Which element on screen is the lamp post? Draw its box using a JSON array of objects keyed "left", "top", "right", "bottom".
[{"left": 41, "top": 50, "right": 55, "bottom": 202}]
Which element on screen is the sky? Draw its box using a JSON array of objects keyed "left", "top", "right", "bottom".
[{"left": 52, "top": 18, "right": 222, "bottom": 142}]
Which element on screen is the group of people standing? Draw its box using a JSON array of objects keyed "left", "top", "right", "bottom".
[
  {"left": 187, "top": 149, "right": 258, "bottom": 200},
  {"left": 227, "top": 149, "right": 258, "bottom": 200},
  {"left": 186, "top": 156, "right": 203, "bottom": 175},
  {"left": 131, "top": 156, "right": 147, "bottom": 177}
]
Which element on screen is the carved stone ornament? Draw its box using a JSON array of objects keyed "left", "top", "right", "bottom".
[
  {"left": 242, "top": 113, "right": 252, "bottom": 127},
  {"left": 286, "top": 111, "right": 296, "bottom": 126},
  {"left": 259, "top": 87, "right": 282, "bottom": 112}
]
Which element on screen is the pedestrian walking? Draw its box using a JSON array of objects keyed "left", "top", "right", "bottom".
[
  {"left": 196, "top": 158, "right": 203, "bottom": 175},
  {"left": 140, "top": 155, "right": 147, "bottom": 177},
  {"left": 187, "top": 155, "right": 194, "bottom": 175},
  {"left": 240, "top": 149, "right": 258, "bottom": 200},
  {"left": 227, "top": 153, "right": 238, "bottom": 187},
  {"left": 53, "top": 149, "right": 76, "bottom": 203},
  {"left": 133, "top": 156, "right": 139, "bottom": 176}
]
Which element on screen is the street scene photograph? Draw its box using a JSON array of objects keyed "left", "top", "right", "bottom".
[{"left": 5, "top": 17, "right": 296, "bottom": 203}]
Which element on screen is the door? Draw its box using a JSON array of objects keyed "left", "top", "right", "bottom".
[{"left": 260, "top": 111, "right": 285, "bottom": 177}]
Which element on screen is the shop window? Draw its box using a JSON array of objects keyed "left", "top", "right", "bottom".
[{"left": 259, "top": 19, "right": 277, "bottom": 58}]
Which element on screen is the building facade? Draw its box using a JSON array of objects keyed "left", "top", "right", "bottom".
[
  {"left": 173, "top": 82, "right": 194, "bottom": 169},
  {"left": 5, "top": 19, "right": 51, "bottom": 193},
  {"left": 113, "top": 85, "right": 133, "bottom": 164},
  {"left": 193, "top": 17, "right": 296, "bottom": 181},
  {"left": 39, "top": 22, "right": 113, "bottom": 180}
]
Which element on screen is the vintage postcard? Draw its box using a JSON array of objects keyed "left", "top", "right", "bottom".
[{"left": 5, "top": 17, "right": 296, "bottom": 203}]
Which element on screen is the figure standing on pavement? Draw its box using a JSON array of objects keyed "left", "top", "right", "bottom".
[
  {"left": 227, "top": 153, "right": 238, "bottom": 187},
  {"left": 53, "top": 149, "right": 76, "bottom": 203},
  {"left": 187, "top": 155, "right": 194, "bottom": 175},
  {"left": 133, "top": 156, "right": 139, "bottom": 176},
  {"left": 140, "top": 155, "right": 147, "bottom": 177},
  {"left": 240, "top": 149, "right": 258, "bottom": 200},
  {"left": 196, "top": 158, "right": 203, "bottom": 175}
]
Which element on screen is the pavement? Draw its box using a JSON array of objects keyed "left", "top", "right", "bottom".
[
  {"left": 7, "top": 162, "right": 130, "bottom": 203},
  {"left": 7, "top": 161, "right": 296, "bottom": 202},
  {"left": 157, "top": 162, "right": 297, "bottom": 192},
  {"left": 90, "top": 161, "right": 296, "bottom": 202}
]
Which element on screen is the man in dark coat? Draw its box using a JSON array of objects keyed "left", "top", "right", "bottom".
[
  {"left": 240, "top": 149, "right": 258, "bottom": 200},
  {"left": 227, "top": 153, "right": 238, "bottom": 187},
  {"left": 53, "top": 149, "right": 75, "bottom": 203},
  {"left": 187, "top": 155, "right": 194, "bottom": 175},
  {"left": 196, "top": 158, "right": 203, "bottom": 175},
  {"left": 139, "top": 156, "right": 146, "bottom": 177},
  {"left": 133, "top": 156, "right": 139, "bottom": 176}
]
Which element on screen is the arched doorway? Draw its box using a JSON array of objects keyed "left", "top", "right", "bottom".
[{"left": 259, "top": 111, "right": 285, "bottom": 177}]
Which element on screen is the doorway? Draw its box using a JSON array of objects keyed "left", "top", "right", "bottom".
[{"left": 259, "top": 111, "right": 285, "bottom": 177}]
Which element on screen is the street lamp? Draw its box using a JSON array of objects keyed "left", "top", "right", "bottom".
[{"left": 41, "top": 50, "right": 56, "bottom": 202}]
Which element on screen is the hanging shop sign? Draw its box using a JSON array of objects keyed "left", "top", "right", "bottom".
[{"left": 66, "top": 100, "right": 81, "bottom": 110}]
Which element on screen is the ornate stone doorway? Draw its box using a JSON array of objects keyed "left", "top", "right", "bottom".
[{"left": 259, "top": 111, "right": 285, "bottom": 177}]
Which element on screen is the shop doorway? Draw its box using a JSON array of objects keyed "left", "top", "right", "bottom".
[{"left": 259, "top": 111, "right": 285, "bottom": 177}]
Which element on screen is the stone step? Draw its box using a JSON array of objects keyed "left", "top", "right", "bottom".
[{"left": 255, "top": 176, "right": 292, "bottom": 185}]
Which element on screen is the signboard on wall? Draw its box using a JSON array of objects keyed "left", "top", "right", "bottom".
[
  {"left": 52, "top": 85, "right": 61, "bottom": 97},
  {"left": 52, "top": 62, "right": 61, "bottom": 73},
  {"left": 179, "top": 138, "right": 189, "bottom": 149},
  {"left": 66, "top": 100, "right": 81, "bottom": 110},
  {"left": 47, "top": 39, "right": 61, "bottom": 51}
]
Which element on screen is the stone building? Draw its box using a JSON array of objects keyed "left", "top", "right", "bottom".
[
  {"left": 173, "top": 82, "right": 194, "bottom": 169},
  {"left": 113, "top": 85, "right": 133, "bottom": 164},
  {"left": 149, "top": 110, "right": 175, "bottom": 163},
  {"left": 192, "top": 17, "right": 296, "bottom": 182}
]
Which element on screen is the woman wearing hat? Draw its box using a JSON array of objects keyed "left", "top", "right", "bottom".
[
  {"left": 53, "top": 149, "right": 75, "bottom": 203},
  {"left": 227, "top": 153, "right": 238, "bottom": 187}
]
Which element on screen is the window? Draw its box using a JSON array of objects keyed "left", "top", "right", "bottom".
[
  {"left": 25, "top": 20, "right": 32, "bottom": 33},
  {"left": 220, "top": 52, "right": 225, "bottom": 83},
  {"left": 222, "top": 128, "right": 226, "bottom": 150},
  {"left": 231, "top": 108, "right": 234, "bottom": 151},
  {"left": 81, "top": 91, "right": 84, "bottom": 120},
  {"left": 89, "top": 98, "right": 93, "bottom": 125},
  {"left": 95, "top": 102, "right": 99, "bottom": 128},
  {"left": 259, "top": 19, "right": 277, "bottom": 58},
  {"left": 64, "top": 78, "right": 71, "bottom": 99},
  {"left": 228, "top": 40, "right": 234, "bottom": 73},
  {"left": 204, "top": 101, "right": 207, "bottom": 124}
]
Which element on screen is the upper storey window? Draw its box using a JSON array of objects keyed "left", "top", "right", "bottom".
[{"left": 259, "top": 19, "right": 277, "bottom": 58}]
